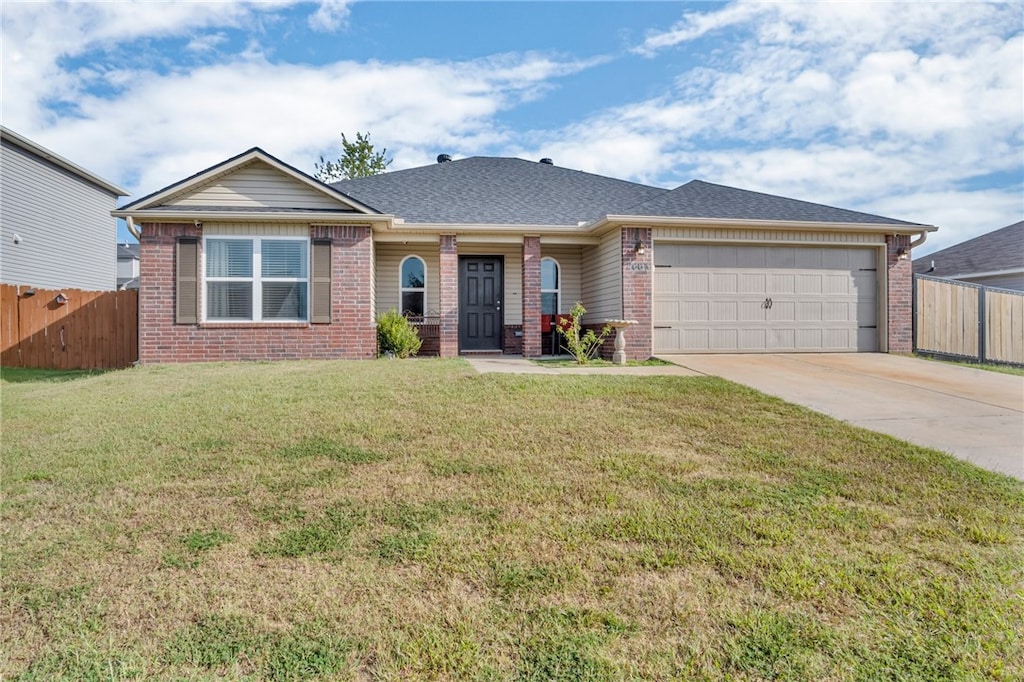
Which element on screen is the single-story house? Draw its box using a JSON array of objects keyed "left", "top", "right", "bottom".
[
  {"left": 113, "top": 148, "right": 935, "bottom": 363},
  {"left": 2, "top": 125, "right": 128, "bottom": 291},
  {"left": 913, "top": 220, "right": 1023, "bottom": 291}
]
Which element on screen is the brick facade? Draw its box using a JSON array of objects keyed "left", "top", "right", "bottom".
[
  {"left": 886, "top": 234, "right": 913, "bottom": 353},
  {"left": 620, "top": 227, "right": 653, "bottom": 360},
  {"left": 138, "top": 222, "right": 376, "bottom": 363},
  {"left": 438, "top": 234, "right": 459, "bottom": 358},
  {"left": 521, "top": 236, "right": 542, "bottom": 357}
]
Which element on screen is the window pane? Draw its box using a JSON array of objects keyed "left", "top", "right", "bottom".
[
  {"left": 401, "top": 257, "right": 425, "bottom": 289},
  {"left": 263, "top": 282, "right": 308, "bottom": 320},
  {"left": 542, "top": 292, "right": 558, "bottom": 315},
  {"left": 401, "top": 291, "right": 424, "bottom": 317},
  {"left": 207, "top": 240, "right": 252, "bottom": 277},
  {"left": 541, "top": 259, "right": 558, "bottom": 290},
  {"left": 208, "top": 282, "right": 252, "bottom": 319},
  {"left": 262, "top": 240, "right": 307, "bottom": 278}
]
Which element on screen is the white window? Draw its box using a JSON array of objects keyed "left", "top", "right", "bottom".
[
  {"left": 205, "top": 237, "right": 308, "bottom": 322},
  {"left": 400, "top": 255, "right": 426, "bottom": 318},
  {"left": 541, "top": 257, "right": 560, "bottom": 315}
]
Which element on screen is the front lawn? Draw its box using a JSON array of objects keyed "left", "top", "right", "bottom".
[{"left": 2, "top": 360, "right": 1022, "bottom": 680}]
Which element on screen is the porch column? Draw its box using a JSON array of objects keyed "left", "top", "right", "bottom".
[
  {"left": 439, "top": 234, "right": 459, "bottom": 358},
  {"left": 886, "top": 234, "right": 913, "bottom": 353},
  {"left": 621, "top": 227, "right": 653, "bottom": 360},
  {"left": 521, "top": 235, "right": 542, "bottom": 357}
]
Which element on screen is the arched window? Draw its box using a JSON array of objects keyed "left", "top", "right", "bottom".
[
  {"left": 541, "top": 257, "right": 560, "bottom": 315},
  {"left": 400, "top": 255, "right": 426, "bottom": 318}
]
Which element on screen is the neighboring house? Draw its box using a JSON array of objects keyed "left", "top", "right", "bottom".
[
  {"left": 117, "top": 242, "right": 140, "bottom": 290},
  {"left": 113, "top": 148, "right": 935, "bottom": 363},
  {"left": 1, "top": 126, "right": 128, "bottom": 290},
  {"left": 913, "top": 221, "right": 1024, "bottom": 291}
]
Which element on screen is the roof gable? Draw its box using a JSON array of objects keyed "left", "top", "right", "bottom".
[
  {"left": 913, "top": 220, "right": 1024, "bottom": 277},
  {"left": 623, "top": 180, "right": 925, "bottom": 226},
  {"left": 119, "top": 148, "right": 377, "bottom": 215}
]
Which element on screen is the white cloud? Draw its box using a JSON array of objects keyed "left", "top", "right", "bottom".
[
  {"left": 530, "top": 1, "right": 1023, "bottom": 242},
  {"left": 308, "top": 0, "right": 352, "bottom": 33}
]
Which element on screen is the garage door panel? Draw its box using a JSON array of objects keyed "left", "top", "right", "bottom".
[
  {"left": 654, "top": 299, "right": 680, "bottom": 324},
  {"left": 653, "top": 244, "right": 878, "bottom": 354}
]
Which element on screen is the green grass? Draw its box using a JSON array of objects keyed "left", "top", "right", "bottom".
[{"left": 2, "top": 359, "right": 1022, "bottom": 680}]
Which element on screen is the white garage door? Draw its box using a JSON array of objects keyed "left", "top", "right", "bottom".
[{"left": 653, "top": 244, "right": 878, "bottom": 353}]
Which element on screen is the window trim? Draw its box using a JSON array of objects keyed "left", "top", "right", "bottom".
[
  {"left": 541, "top": 256, "right": 561, "bottom": 315},
  {"left": 399, "top": 254, "right": 427, "bottom": 319},
  {"left": 202, "top": 235, "right": 310, "bottom": 323}
]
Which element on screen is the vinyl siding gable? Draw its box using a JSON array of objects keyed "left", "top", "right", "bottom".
[{"left": 164, "top": 161, "right": 357, "bottom": 211}]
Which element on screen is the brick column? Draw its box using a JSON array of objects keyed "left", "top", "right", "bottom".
[
  {"left": 328, "top": 225, "right": 376, "bottom": 357},
  {"left": 439, "top": 234, "right": 459, "bottom": 358},
  {"left": 521, "top": 236, "right": 542, "bottom": 357},
  {"left": 886, "top": 234, "right": 913, "bottom": 353},
  {"left": 138, "top": 222, "right": 201, "bottom": 364},
  {"left": 621, "top": 227, "right": 653, "bottom": 360}
]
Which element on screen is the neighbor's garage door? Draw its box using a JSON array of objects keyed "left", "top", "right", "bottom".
[{"left": 653, "top": 244, "right": 878, "bottom": 353}]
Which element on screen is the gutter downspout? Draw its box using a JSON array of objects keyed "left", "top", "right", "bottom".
[
  {"left": 910, "top": 231, "right": 928, "bottom": 249},
  {"left": 125, "top": 215, "right": 141, "bottom": 240}
]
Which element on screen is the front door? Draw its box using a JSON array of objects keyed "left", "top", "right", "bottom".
[{"left": 459, "top": 256, "right": 503, "bottom": 351}]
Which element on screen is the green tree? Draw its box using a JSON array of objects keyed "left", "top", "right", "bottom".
[{"left": 314, "top": 131, "right": 393, "bottom": 182}]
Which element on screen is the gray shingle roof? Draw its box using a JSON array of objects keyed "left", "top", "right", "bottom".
[
  {"left": 332, "top": 156, "right": 923, "bottom": 227},
  {"left": 624, "top": 180, "right": 925, "bottom": 225},
  {"left": 331, "top": 157, "right": 665, "bottom": 225},
  {"left": 913, "top": 221, "right": 1024, "bottom": 277}
]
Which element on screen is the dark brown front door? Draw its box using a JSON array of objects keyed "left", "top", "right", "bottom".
[{"left": 459, "top": 257, "right": 503, "bottom": 351}]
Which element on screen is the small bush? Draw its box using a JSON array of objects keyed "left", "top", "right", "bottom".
[
  {"left": 377, "top": 309, "right": 422, "bottom": 358},
  {"left": 555, "top": 302, "right": 611, "bottom": 365}
]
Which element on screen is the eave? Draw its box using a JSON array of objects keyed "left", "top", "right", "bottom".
[
  {"left": 113, "top": 208, "right": 394, "bottom": 225},
  {"left": 587, "top": 215, "right": 939, "bottom": 237}
]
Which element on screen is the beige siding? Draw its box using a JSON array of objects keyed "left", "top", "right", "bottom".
[
  {"left": 460, "top": 243, "right": 523, "bottom": 324},
  {"left": 204, "top": 223, "right": 309, "bottom": 236},
  {"left": 540, "top": 245, "right": 582, "bottom": 314},
  {"left": 166, "top": 161, "right": 354, "bottom": 211},
  {"left": 653, "top": 227, "right": 886, "bottom": 245},
  {"left": 581, "top": 230, "right": 623, "bottom": 321},
  {"left": 375, "top": 244, "right": 441, "bottom": 317}
]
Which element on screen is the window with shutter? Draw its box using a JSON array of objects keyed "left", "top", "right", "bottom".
[{"left": 203, "top": 237, "right": 309, "bottom": 322}]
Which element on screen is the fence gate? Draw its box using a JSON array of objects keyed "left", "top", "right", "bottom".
[{"left": 914, "top": 274, "right": 1024, "bottom": 366}]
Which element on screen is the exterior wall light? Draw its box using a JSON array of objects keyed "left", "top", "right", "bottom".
[
  {"left": 55, "top": 293, "right": 69, "bottom": 305},
  {"left": 634, "top": 240, "right": 646, "bottom": 255},
  {"left": 897, "top": 247, "right": 909, "bottom": 260}
]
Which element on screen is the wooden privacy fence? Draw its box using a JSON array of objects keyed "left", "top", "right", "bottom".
[
  {"left": 914, "top": 275, "right": 1024, "bottom": 366},
  {"left": 1, "top": 284, "right": 138, "bottom": 369}
]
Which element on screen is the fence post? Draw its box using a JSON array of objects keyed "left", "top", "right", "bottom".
[
  {"left": 978, "top": 286, "right": 986, "bottom": 364},
  {"left": 911, "top": 274, "right": 918, "bottom": 352}
]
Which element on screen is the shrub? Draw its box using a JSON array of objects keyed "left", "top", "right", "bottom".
[
  {"left": 377, "top": 309, "right": 422, "bottom": 358},
  {"left": 555, "top": 302, "right": 611, "bottom": 365}
]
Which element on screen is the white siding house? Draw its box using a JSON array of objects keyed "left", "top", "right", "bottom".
[{"left": 1, "top": 126, "right": 128, "bottom": 290}]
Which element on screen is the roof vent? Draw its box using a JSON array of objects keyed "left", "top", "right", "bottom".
[
  {"left": 539, "top": 158, "right": 553, "bottom": 165},
  {"left": 437, "top": 154, "right": 452, "bottom": 163}
]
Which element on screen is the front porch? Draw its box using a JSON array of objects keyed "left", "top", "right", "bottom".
[{"left": 372, "top": 228, "right": 652, "bottom": 360}]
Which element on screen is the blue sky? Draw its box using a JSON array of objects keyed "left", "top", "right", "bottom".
[{"left": 2, "top": 1, "right": 1021, "bottom": 255}]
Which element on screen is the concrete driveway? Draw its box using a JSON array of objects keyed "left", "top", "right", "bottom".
[{"left": 660, "top": 353, "right": 1024, "bottom": 480}]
